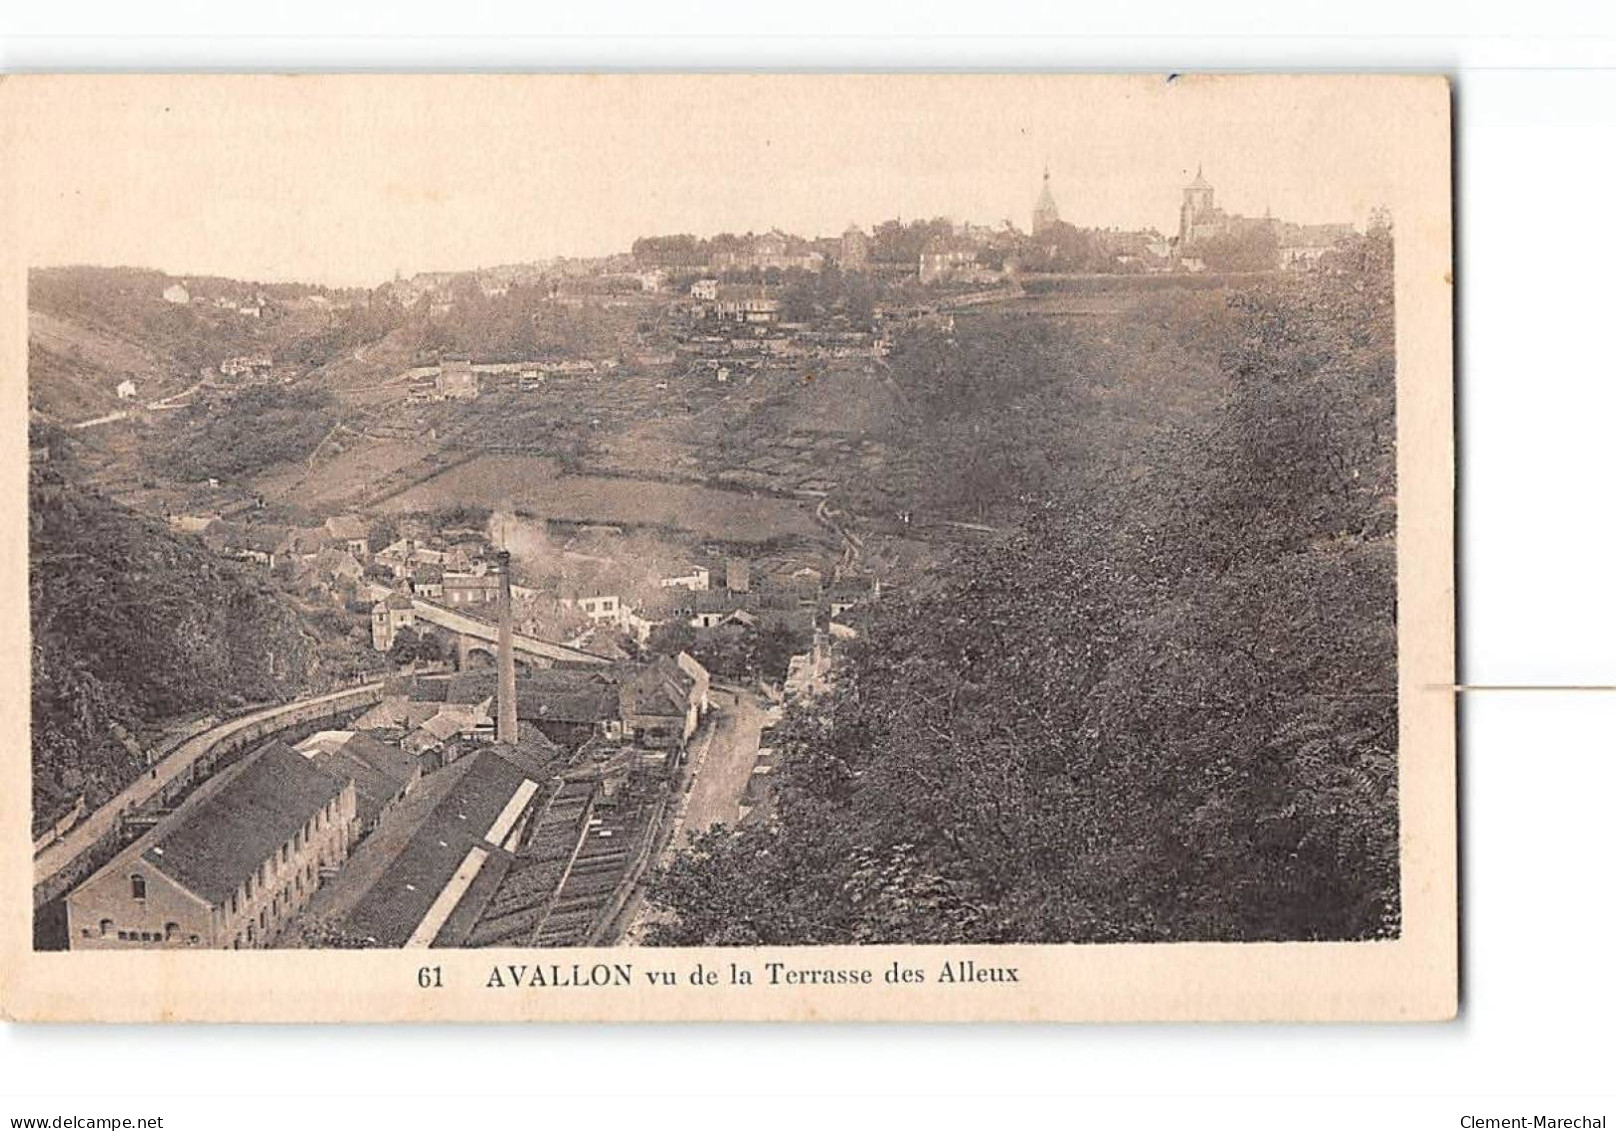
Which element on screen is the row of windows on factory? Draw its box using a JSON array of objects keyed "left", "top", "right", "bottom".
[
  {"left": 229, "top": 871, "right": 315, "bottom": 949},
  {"left": 221, "top": 794, "right": 343, "bottom": 919},
  {"left": 88, "top": 918, "right": 197, "bottom": 944},
  {"left": 227, "top": 859, "right": 320, "bottom": 920}
]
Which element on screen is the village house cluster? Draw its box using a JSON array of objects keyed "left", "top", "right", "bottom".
[
  {"left": 66, "top": 499, "right": 877, "bottom": 949},
  {"left": 62, "top": 549, "right": 733, "bottom": 950}
]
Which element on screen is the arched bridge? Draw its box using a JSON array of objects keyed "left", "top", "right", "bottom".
[{"left": 401, "top": 596, "right": 611, "bottom": 669}]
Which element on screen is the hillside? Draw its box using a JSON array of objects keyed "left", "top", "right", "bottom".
[
  {"left": 27, "top": 265, "right": 388, "bottom": 424},
  {"left": 26, "top": 310, "right": 177, "bottom": 422},
  {"left": 647, "top": 229, "right": 1400, "bottom": 946},
  {"left": 29, "top": 267, "right": 264, "bottom": 422},
  {"left": 28, "top": 461, "right": 364, "bottom": 836}
]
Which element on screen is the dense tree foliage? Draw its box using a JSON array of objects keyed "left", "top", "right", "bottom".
[
  {"left": 145, "top": 384, "right": 339, "bottom": 482},
  {"left": 1196, "top": 223, "right": 1282, "bottom": 273},
  {"left": 29, "top": 466, "right": 364, "bottom": 834},
  {"left": 646, "top": 619, "right": 810, "bottom": 684},
  {"left": 647, "top": 230, "right": 1399, "bottom": 945}
]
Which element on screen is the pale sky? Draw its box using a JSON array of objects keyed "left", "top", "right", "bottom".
[{"left": 9, "top": 74, "right": 1431, "bottom": 288}]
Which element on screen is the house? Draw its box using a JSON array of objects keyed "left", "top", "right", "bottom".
[
  {"left": 711, "top": 231, "right": 826, "bottom": 273},
  {"left": 437, "top": 358, "right": 478, "bottom": 400},
  {"left": 217, "top": 523, "right": 290, "bottom": 568},
  {"left": 683, "top": 589, "right": 747, "bottom": 630},
  {"left": 295, "top": 731, "right": 422, "bottom": 837},
  {"left": 711, "top": 286, "right": 781, "bottom": 324},
  {"left": 350, "top": 696, "right": 446, "bottom": 735},
  {"left": 442, "top": 571, "right": 500, "bottom": 607},
  {"left": 324, "top": 515, "right": 370, "bottom": 560},
  {"left": 284, "top": 526, "right": 329, "bottom": 561},
  {"left": 66, "top": 741, "right": 356, "bottom": 950},
  {"left": 620, "top": 653, "right": 708, "bottom": 749},
  {"left": 413, "top": 563, "right": 445, "bottom": 600},
  {"left": 675, "top": 651, "right": 712, "bottom": 716},
  {"left": 1276, "top": 222, "right": 1355, "bottom": 269},
  {"left": 557, "top": 585, "right": 626, "bottom": 627},
  {"left": 219, "top": 355, "right": 274, "bottom": 379},
  {"left": 444, "top": 669, "right": 623, "bottom": 749},
  {"left": 116, "top": 379, "right": 138, "bottom": 400},
  {"left": 373, "top": 537, "right": 447, "bottom": 581},
  {"left": 622, "top": 591, "right": 681, "bottom": 645},
  {"left": 919, "top": 238, "right": 983, "bottom": 284},
  {"left": 826, "top": 576, "right": 880, "bottom": 618},
  {"left": 301, "top": 547, "right": 364, "bottom": 590},
  {"left": 658, "top": 564, "right": 710, "bottom": 592},
  {"left": 785, "top": 634, "right": 832, "bottom": 700},
  {"left": 167, "top": 512, "right": 220, "bottom": 535},
  {"left": 371, "top": 593, "right": 417, "bottom": 652},
  {"left": 690, "top": 278, "right": 719, "bottom": 301},
  {"left": 161, "top": 283, "right": 190, "bottom": 305},
  {"left": 399, "top": 703, "right": 490, "bottom": 764}
]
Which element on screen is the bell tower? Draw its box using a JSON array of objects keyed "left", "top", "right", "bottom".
[{"left": 1178, "top": 165, "right": 1215, "bottom": 245}]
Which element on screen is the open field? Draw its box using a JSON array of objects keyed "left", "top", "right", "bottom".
[
  {"left": 255, "top": 435, "right": 441, "bottom": 509},
  {"left": 376, "top": 453, "right": 827, "bottom": 543}
]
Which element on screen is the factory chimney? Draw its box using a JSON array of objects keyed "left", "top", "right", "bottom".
[{"left": 496, "top": 549, "right": 518, "bottom": 745}]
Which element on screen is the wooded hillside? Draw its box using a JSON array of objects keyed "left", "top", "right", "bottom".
[
  {"left": 647, "top": 228, "right": 1399, "bottom": 944},
  {"left": 29, "top": 462, "right": 351, "bottom": 835}
]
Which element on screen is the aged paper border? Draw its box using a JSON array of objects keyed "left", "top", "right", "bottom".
[{"left": 0, "top": 73, "right": 1454, "bottom": 1022}]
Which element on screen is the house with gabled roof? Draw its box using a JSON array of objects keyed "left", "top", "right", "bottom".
[
  {"left": 296, "top": 731, "right": 422, "bottom": 836},
  {"left": 621, "top": 653, "right": 708, "bottom": 750},
  {"left": 324, "top": 514, "right": 371, "bottom": 560},
  {"left": 66, "top": 741, "right": 357, "bottom": 950}
]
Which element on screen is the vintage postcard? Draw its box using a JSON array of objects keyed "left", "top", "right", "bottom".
[{"left": 0, "top": 73, "right": 1454, "bottom": 1022}]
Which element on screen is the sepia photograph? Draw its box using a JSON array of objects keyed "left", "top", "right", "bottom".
[{"left": 0, "top": 73, "right": 1455, "bottom": 1021}]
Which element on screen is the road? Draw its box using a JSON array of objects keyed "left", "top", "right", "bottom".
[
  {"left": 33, "top": 682, "right": 384, "bottom": 889},
  {"left": 676, "top": 688, "right": 765, "bottom": 846},
  {"left": 69, "top": 410, "right": 130, "bottom": 430}
]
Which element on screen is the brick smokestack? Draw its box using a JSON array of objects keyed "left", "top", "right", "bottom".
[{"left": 496, "top": 549, "right": 518, "bottom": 745}]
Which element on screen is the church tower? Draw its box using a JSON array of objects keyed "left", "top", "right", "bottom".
[
  {"left": 1032, "top": 165, "right": 1061, "bottom": 237},
  {"left": 1178, "top": 165, "right": 1216, "bottom": 246}
]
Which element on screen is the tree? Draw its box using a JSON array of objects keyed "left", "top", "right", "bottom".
[
  {"left": 754, "top": 621, "right": 809, "bottom": 683},
  {"left": 388, "top": 626, "right": 421, "bottom": 666},
  {"left": 415, "top": 630, "right": 446, "bottom": 665},
  {"left": 368, "top": 517, "right": 400, "bottom": 552},
  {"left": 1196, "top": 222, "right": 1280, "bottom": 273},
  {"left": 646, "top": 621, "right": 697, "bottom": 657}
]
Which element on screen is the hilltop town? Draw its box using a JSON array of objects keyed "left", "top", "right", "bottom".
[{"left": 29, "top": 167, "right": 1388, "bottom": 951}]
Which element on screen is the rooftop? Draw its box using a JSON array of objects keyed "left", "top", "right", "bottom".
[
  {"left": 309, "top": 733, "right": 420, "bottom": 826},
  {"left": 131, "top": 741, "right": 348, "bottom": 906},
  {"left": 312, "top": 748, "right": 550, "bottom": 947}
]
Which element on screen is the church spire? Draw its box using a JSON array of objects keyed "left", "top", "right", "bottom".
[{"left": 1033, "top": 163, "right": 1060, "bottom": 236}]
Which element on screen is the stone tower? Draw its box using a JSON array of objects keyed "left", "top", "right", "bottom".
[
  {"left": 840, "top": 224, "right": 870, "bottom": 272},
  {"left": 1178, "top": 166, "right": 1216, "bottom": 246}
]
